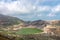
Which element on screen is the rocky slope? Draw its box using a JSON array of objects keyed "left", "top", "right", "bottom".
[
  {"left": 49, "top": 20, "right": 60, "bottom": 26},
  {"left": 23, "top": 20, "right": 48, "bottom": 29}
]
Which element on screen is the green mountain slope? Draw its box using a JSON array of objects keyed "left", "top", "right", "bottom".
[{"left": 0, "top": 14, "right": 24, "bottom": 27}]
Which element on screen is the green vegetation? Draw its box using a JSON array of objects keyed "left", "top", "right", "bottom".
[
  {"left": 16, "top": 28, "right": 43, "bottom": 35},
  {"left": 0, "top": 14, "right": 24, "bottom": 27}
]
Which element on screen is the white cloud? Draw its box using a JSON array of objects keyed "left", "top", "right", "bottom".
[
  {"left": 47, "top": 5, "right": 60, "bottom": 17},
  {"left": 47, "top": 13, "right": 56, "bottom": 17},
  {"left": 52, "top": 5, "right": 60, "bottom": 12},
  {"left": 0, "top": 0, "right": 33, "bottom": 14},
  {"left": 0, "top": 0, "right": 52, "bottom": 15},
  {"left": 0, "top": 0, "right": 60, "bottom": 17},
  {"left": 37, "top": 14, "right": 42, "bottom": 17},
  {"left": 36, "top": 6, "right": 51, "bottom": 12}
]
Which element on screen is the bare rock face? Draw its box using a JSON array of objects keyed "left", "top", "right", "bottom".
[
  {"left": 43, "top": 24, "right": 60, "bottom": 36},
  {"left": 48, "top": 20, "right": 60, "bottom": 26}
]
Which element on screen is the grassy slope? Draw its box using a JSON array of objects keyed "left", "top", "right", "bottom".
[{"left": 16, "top": 28, "right": 43, "bottom": 35}]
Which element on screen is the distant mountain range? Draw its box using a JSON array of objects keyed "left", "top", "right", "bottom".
[
  {"left": 0, "top": 14, "right": 60, "bottom": 28},
  {"left": 23, "top": 20, "right": 48, "bottom": 29}
]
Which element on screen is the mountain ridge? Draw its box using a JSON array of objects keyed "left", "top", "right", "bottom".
[{"left": 0, "top": 14, "right": 24, "bottom": 27}]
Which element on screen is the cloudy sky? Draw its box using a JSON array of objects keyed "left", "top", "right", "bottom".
[{"left": 0, "top": 0, "right": 60, "bottom": 21}]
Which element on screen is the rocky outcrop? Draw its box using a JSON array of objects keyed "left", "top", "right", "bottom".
[
  {"left": 48, "top": 20, "right": 60, "bottom": 26},
  {"left": 43, "top": 24, "right": 60, "bottom": 36}
]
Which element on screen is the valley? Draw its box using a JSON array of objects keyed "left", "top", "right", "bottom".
[{"left": 0, "top": 14, "right": 60, "bottom": 40}]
